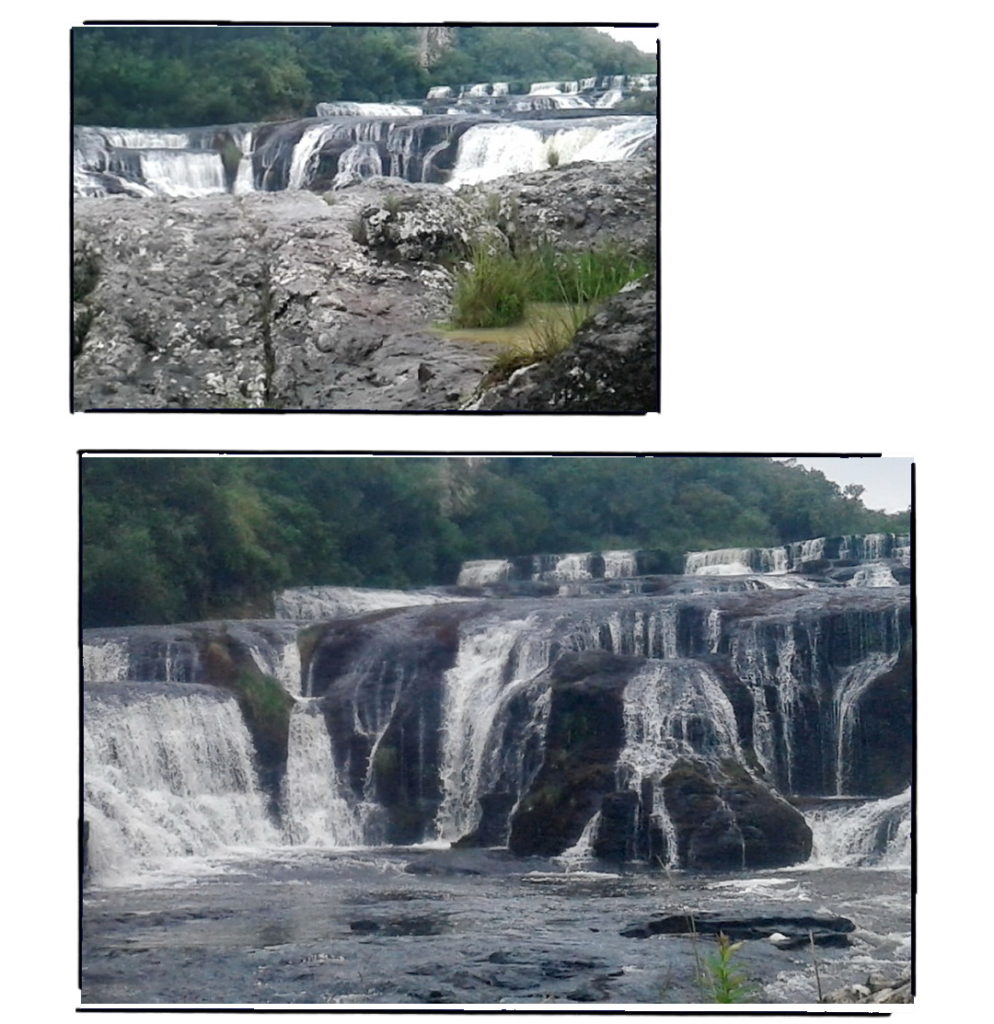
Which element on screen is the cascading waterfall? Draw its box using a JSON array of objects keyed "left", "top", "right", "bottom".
[
  {"left": 685, "top": 548, "right": 757, "bottom": 575},
  {"left": 83, "top": 684, "right": 278, "bottom": 885},
  {"left": 833, "top": 652, "right": 899, "bottom": 794},
  {"left": 805, "top": 789, "right": 911, "bottom": 867},
  {"left": 446, "top": 116, "right": 654, "bottom": 187},
  {"left": 456, "top": 560, "right": 513, "bottom": 587},
  {"left": 315, "top": 101, "right": 421, "bottom": 117},
  {"left": 435, "top": 616, "right": 552, "bottom": 840},
  {"left": 82, "top": 531, "right": 910, "bottom": 882},
  {"left": 139, "top": 150, "right": 226, "bottom": 196},
  {"left": 282, "top": 701, "right": 361, "bottom": 846},
  {"left": 616, "top": 660, "right": 746, "bottom": 868},
  {"left": 331, "top": 141, "right": 384, "bottom": 189},
  {"left": 274, "top": 585, "right": 463, "bottom": 620},
  {"left": 602, "top": 551, "right": 638, "bottom": 579}
]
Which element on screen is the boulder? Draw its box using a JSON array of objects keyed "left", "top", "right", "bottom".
[
  {"left": 620, "top": 910, "right": 855, "bottom": 947},
  {"left": 467, "top": 277, "right": 658, "bottom": 411}
]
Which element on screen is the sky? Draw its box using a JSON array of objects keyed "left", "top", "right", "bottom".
[
  {"left": 598, "top": 27, "right": 659, "bottom": 55},
  {"left": 782, "top": 457, "right": 913, "bottom": 513}
]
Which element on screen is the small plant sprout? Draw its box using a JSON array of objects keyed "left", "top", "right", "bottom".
[{"left": 700, "top": 932, "right": 755, "bottom": 1004}]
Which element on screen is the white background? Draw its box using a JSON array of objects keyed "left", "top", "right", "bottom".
[{"left": 6, "top": 1, "right": 993, "bottom": 1018}]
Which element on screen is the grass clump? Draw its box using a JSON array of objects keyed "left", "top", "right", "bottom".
[
  {"left": 452, "top": 242, "right": 648, "bottom": 331},
  {"left": 526, "top": 243, "right": 651, "bottom": 305},
  {"left": 452, "top": 244, "right": 529, "bottom": 328}
]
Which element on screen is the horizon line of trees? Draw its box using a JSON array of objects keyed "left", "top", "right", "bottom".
[
  {"left": 72, "top": 25, "right": 657, "bottom": 128},
  {"left": 82, "top": 456, "right": 910, "bottom": 628}
]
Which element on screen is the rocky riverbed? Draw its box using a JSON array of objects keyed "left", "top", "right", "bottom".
[
  {"left": 72, "top": 155, "right": 657, "bottom": 411},
  {"left": 81, "top": 846, "right": 910, "bottom": 1005}
]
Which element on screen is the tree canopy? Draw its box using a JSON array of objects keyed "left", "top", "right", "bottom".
[
  {"left": 72, "top": 25, "right": 657, "bottom": 127},
  {"left": 82, "top": 457, "right": 910, "bottom": 628}
]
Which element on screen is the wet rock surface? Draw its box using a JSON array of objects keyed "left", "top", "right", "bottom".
[
  {"left": 81, "top": 848, "right": 910, "bottom": 1005},
  {"left": 72, "top": 155, "right": 656, "bottom": 410},
  {"left": 620, "top": 909, "right": 856, "bottom": 947}
]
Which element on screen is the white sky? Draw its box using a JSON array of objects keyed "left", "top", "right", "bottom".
[
  {"left": 782, "top": 457, "right": 913, "bottom": 513},
  {"left": 597, "top": 26, "right": 659, "bottom": 55}
]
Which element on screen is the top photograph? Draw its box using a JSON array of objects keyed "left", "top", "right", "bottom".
[{"left": 72, "top": 23, "right": 659, "bottom": 412}]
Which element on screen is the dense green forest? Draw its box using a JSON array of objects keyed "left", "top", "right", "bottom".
[
  {"left": 72, "top": 25, "right": 657, "bottom": 127},
  {"left": 82, "top": 457, "right": 910, "bottom": 628}
]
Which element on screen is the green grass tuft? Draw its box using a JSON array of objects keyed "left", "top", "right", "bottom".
[{"left": 452, "top": 244, "right": 530, "bottom": 328}]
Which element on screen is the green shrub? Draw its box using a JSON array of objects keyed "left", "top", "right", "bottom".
[{"left": 546, "top": 146, "right": 560, "bottom": 168}]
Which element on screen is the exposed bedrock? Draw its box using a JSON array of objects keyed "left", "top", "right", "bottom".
[{"left": 72, "top": 154, "right": 655, "bottom": 410}]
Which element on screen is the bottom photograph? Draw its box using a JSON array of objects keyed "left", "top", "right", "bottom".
[{"left": 80, "top": 454, "right": 912, "bottom": 1007}]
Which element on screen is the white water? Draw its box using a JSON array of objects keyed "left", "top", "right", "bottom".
[
  {"left": 331, "top": 141, "right": 383, "bottom": 189},
  {"left": 315, "top": 102, "right": 421, "bottom": 117},
  {"left": 282, "top": 702, "right": 361, "bottom": 846},
  {"left": 805, "top": 790, "right": 911, "bottom": 868},
  {"left": 233, "top": 129, "right": 255, "bottom": 194},
  {"left": 84, "top": 687, "right": 278, "bottom": 885},
  {"left": 833, "top": 653, "right": 898, "bottom": 793},
  {"left": 617, "top": 661, "right": 745, "bottom": 867},
  {"left": 529, "top": 81, "right": 580, "bottom": 95},
  {"left": 140, "top": 151, "right": 227, "bottom": 197},
  {"left": 847, "top": 562, "right": 899, "bottom": 588},
  {"left": 602, "top": 551, "right": 639, "bottom": 579},
  {"left": 456, "top": 560, "right": 513, "bottom": 587},
  {"left": 684, "top": 548, "right": 756, "bottom": 575},
  {"left": 82, "top": 641, "right": 130, "bottom": 683},
  {"left": 435, "top": 616, "right": 552, "bottom": 840},
  {"left": 245, "top": 639, "right": 303, "bottom": 697},
  {"left": 558, "top": 811, "right": 601, "bottom": 868},
  {"left": 446, "top": 117, "right": 655, "bottom": 187},
  {"left": 274, "top": 585, "right": 463, "bottom": 620}
]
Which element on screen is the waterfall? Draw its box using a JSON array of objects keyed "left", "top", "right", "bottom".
[
  {"left": 287, "top": 123, "right": 337, "bottom": 190},
  {"left": 137, "top": 151, "right": 226, "bottom": 196},
  {"left": 83, "top": 684, "right": 278, "bottom": 885},
  {"left": 82, "top": 640, "right": 130, "bottom": 683},
  {"left": 435, "top": 616, "right": 552, "bottom": 840},
  {"left": 315, "top": 102, "right": 421, "bottom": 117},
  {"left": 274, "top": 585, "right": 463, "bottom": 620},
  {"left": 602, "top": 551, "right": 638, "bottom": 579},
  {"left": 233, "top": 129, "right": 255, "bottom": 194},
  {"left": 617, "top": 660, "right": 745, "bottom": 868},
  {"left": 847, "top": 563, "right": 899, "bottom": 588},
  {"left": 456, "top": 560, "right": 513, "bottom": 587},
  {"left": 805, "top": 790, "right": 911, "bottom": 867},
  {"left": 833, "top": 653, "right": 899, "bottom": 793},
  {"left": 685, "top": 548, "right": 756, "bottom": 575},
  {"left": 282, "top": 702, "right": 361, "bottom": 846},
  {"left": 558, "top": 811, "right": 602, "bottom": 868},
  {"left": 446, "top": 116, "right": 654, "bottom": 188},
  {"left": 331, "top": 141, "right": 384, "bottom": 189}
]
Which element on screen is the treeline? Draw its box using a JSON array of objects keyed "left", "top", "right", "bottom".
[
  {"left": 72, "top": 25, "right": 656, "bottom": 127},
  {"left": 82, "top": 457, "right": 909, "bottom": 628}
]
